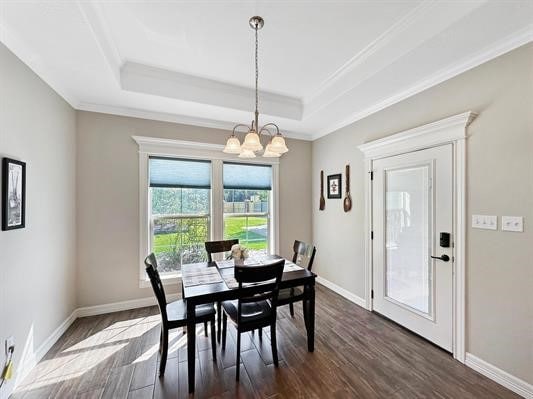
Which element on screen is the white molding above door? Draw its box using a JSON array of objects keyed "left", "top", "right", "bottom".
[
  {"left": 357, "top": 111, "right": 477, "bottom": 159},
  {"left": 357, "top": 111, "right": 477, "bottom": 363}
]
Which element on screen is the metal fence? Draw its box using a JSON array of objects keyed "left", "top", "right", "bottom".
[{"left": 223, "top": 201, "right": 268, "bottom": 214}]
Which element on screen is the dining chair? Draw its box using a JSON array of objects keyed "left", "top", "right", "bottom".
[
  {"left": 145, "top": 253, "right": 217, "bottom": 377},
  {"left": 221, "top": 258, "right": 285, "bottom": 381},
  {"left": 278, "top": 240, "right": 316, "bottom": 317},
  {"left": 205, "top": 239, "right": 239, "bottom": 342}
]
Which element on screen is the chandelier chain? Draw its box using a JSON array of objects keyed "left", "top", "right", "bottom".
[{"left": 255, "top": 23, "right": 259, "bottom": 118}]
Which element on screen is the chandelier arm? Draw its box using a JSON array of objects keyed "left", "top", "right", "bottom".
[
  {"left": 258, "top": 127, "right": 274, "bottom": 138},
  {"left": 259, "top": 123, "right": 280, "bottom": 136},
  {"left": 232, "top": 123, "right": 252, "bottom": 136}
]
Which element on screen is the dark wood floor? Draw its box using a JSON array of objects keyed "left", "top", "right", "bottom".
[{"left": 13, "top": 285, "right": 518, "bottom": 399}]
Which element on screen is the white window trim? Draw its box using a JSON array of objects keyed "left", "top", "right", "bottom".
[
  {"left": 133, "top": 136, "right": 280, "bottom": 288},
  {"left": 357, "top": 111, "right": 477, "bottom": 364}
]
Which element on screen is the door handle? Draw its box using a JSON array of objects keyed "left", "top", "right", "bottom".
[{"left": 431, "top": 254, "right": 450, "bottom": 262}]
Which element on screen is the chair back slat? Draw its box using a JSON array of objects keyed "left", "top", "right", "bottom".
[
  {"left": 145, "top": 253, "right": 168, "bottom": 323},
  {"left": 235, "top": 259, "right": 285, "bottom": 324},
  {"left": 292, "top": 240, "right": 317, "bottom": 271},
  {"left": 205, "top": 239, "right": 239, "bottom": 262}
]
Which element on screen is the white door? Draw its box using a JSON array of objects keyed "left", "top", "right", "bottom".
[{"left": 372, "top": 144, "right": 453, "bottom": 351}]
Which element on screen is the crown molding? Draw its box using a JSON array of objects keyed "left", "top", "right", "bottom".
[
  {"left": 77, "top": 102, "right": 313, "bottom": 141},
  {"left": 312, "top": 26, "right": 533, "bottom": 140},
  {"left": 2, "top": 2, "right": 530, "bottom": 144},
  {"left": 304, "top": 0, "right": 432, "bottom": 104},
  {"left": 303, "top": 1, "right": 484, "bottom": 120}
]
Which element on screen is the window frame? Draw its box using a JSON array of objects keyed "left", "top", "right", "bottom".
[{"left": 134, "top": 136, "right": 279, "bottom": 288}]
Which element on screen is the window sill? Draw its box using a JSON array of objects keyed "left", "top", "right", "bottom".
[{"left": 139, "top": 273, "right": 182, "bottom": 288}]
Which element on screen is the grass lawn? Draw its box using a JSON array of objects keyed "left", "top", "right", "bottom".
[
  {"left": 153, "top": 216, "right": 267, "bottom": 254},
  {"left": 224, "top": 216, "right": 267, "bottom": 250}
]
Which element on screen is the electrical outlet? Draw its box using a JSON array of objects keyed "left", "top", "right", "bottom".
[
  {"left": 502, "top": 216, "right": 524, "bottom": 232},
  {"left": 5, "top": 336, "right": 14, "bottom": 355}
]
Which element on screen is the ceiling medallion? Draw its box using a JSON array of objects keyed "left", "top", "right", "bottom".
[{"left": 223, "top": 16, "right": 289, "bottom": 158}]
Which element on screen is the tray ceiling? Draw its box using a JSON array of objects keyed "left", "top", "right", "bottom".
[{"left": 1, "top": 0, "right": 531, "bottom": 140}]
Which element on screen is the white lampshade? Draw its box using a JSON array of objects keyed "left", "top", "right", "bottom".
[
  {"left": 262, "top": 143, "right": 281, "bottom": 158},
  {"left": 238, "top": 148, "right": 256, "bottom": 158},
  {"left": 223, "top": 135, "right": 242, "bottom": 154},
  {"left": 268, "top": 133, "right": 289, "bottom": 154},
  {"left": 241, "top": 131, "right": 263, "bottom": 152}
]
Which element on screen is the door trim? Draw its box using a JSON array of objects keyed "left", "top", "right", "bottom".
[{"left": 358, "top": 111, "right": 477, "bottom": 363}]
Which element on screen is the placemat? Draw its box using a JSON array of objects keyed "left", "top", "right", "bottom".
[{"left": 182, "top": 265, "right": 223, "bottom": 288}]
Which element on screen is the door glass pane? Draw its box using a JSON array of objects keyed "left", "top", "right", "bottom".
[{"left": 385, "top": 165, "right": 432, "bottom": 315}]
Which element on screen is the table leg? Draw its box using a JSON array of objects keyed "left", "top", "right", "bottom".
[
  {"left": 304, "top": 283, "right": 315, "bottom": 352},
  {"left": 186, "top": 301, "right": 196, "bottom": 393}
]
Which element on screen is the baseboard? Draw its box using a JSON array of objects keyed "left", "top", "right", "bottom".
[
  {"left": 77, "top": 293, "right": 179, "bottom": 317},
  {"left": 316, "top": 276, "right": 368, "bottom": 309},
  {"left": 6, "top": 293, "right": 180, "bottom": 398},
  {"left": 465, "top": 353, "right": 533, "bottom": 398},
  {"left": 13, "top": 309, "right": 78, "bottom": 391}
]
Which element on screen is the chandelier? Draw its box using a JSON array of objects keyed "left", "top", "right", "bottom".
[{"left": 223, "top": 16, "right": 289, "bottom": 158}]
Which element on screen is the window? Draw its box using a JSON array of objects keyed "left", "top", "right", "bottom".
[
  {"left": 135, "top": 135, "right": 279, "bottom": 286},
  {"left": 149, "top": 157, "right": 211, "bottom": 274},
  {"left": 223, "top": 163, "right": 272, "bottom": 256}
]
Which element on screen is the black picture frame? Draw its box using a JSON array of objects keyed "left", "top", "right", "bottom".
[
  {"left": 2, "top": 158, "right": 26, "bottom": 231},
  {"left": 327, "top": 173, "right": 342, "bottom": 199}
]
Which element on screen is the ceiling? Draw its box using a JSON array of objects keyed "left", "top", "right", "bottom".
[{"left": 1, "top": 1, "right": 532, "bottom": 140}]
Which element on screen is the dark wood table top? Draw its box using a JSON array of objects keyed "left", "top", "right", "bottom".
[{"left": 182, "top": 255, "right": 316, "bottom": 304}]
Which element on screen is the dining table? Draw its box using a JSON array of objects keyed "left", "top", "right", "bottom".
[{"left": 182, "top": 254, "right": 317, "bottom": 393}]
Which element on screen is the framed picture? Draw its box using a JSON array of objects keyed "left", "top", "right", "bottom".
[
  {"left": 2, "top": 158, "right": 26, "bottom": 230},
  {"left": 327, "top": 173, "right": 342, "bottom": 199}
]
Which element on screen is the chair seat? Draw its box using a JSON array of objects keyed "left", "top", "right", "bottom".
[
  {"left": 278, "top": 287, "right": 303, "bottom": 303},
  {"left": 222, "top": 299, "right": 272, "bottom": 324},
  {"left": 167, "top": 299, "right": 216, "bottom": 324}
]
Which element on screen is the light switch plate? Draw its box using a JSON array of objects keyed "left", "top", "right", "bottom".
[
  {"left": 501, "top": 216, "right": 523, "bottom": 232},
  {"left": 472, "top": 214, "right": 497, "bottom": 230}
]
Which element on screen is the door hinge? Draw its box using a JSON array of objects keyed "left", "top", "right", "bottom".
[
  {"left": 371, "top": 289, "right": 374, "bottom": 299},
  {"left": 371, "top": 231, "right": 374, "bottom": 240},
  {"left": 369, "top": 171, "right": 374, "bottom": 180}
]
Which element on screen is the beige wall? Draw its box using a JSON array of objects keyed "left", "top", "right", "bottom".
[
  {"left": 76, "top": 111, "right": 312, "bottom": 307},
  {"left": 312, "top": 43, "right": 533, "bottom": 383},
  {"left": 0, "top": 43, "right": 77, "bottom": 397}
]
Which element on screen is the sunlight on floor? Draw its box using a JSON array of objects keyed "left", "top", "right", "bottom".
[
  {"left": 14, "top": 313, "right": 165, "bottom": 395},
  {"left": 14, "top": 343, "right": 128, "bottom": 393},
  {"left": 12, "top": 310, "right": 215, "bottom": 396}
]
